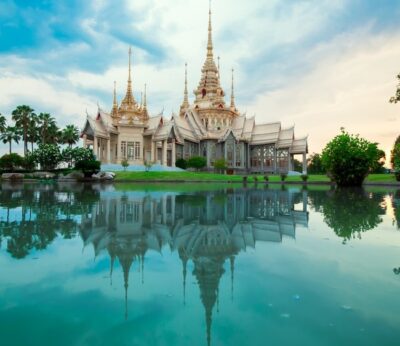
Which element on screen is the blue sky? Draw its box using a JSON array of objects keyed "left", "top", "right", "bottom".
[{"left": 0, "top": 0, "right": 400, "bottom": 157}]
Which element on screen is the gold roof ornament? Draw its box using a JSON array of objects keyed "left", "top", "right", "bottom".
[
  {"left": 230, "top": 68, "right": 237, "bottom": 112},
  {"left": 180, "top": 63, "right": 190, "bottom": 116},
  {"left": 111, "top": 81, "right": 119, "bottom": 118}
]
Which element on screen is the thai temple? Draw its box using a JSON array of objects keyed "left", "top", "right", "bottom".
[
  {"left": 81, "top": 6, "right": 308, "bottom": 174},
  {"left": 79, "top": 188, "right": 309, "bottom": 346}
]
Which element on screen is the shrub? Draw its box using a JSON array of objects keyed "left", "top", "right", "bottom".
[
  {"left": 280, "top": 173, "right": 287, "bottom": 181},
  {"left": 23, "top": 153, "right": 36, "bottom": 171},
  {"left": 62, "top": 147, "right": 96, "bottom": 167},
  {"left": 264, "top": 175, "right": 269, "bottom": 182},
  {"left": 213, "top": 159, "right": 227, "bottom": 173},
  {"left": 175, "top": 158, "right": 187, "bottom": 169},
  {"left": 301, "top": 174, "right": 309, "bottom": 182},
  {"left": 0, "top": 153, "right": 25, "bottom": 171},
  {"left": 253, "top": 176, "right": 258, "bottom": 183},
  {"left": 144, "top": 160, "right": 153, "bottom": 172},
  {"left": 75, "top": 160, "right": 101, "bottom": 177},
  {"left": 243, "top": 176, "right": 248, "bottom": 184},
  {"left": 121, "top": 159, "right": 129, "bottom": 171},
  {"left": 187, "top": 156, "right": 206, "bottom": 171},
  {"left": 31, "top": 144, "right": 62, "bottom": 170},
  {"left": 322, "top": 130, "right": 383, "bottom": 187}
]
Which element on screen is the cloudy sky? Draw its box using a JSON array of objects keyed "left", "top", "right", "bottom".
[{"left": 0, "top": 0, "right": 399, "bottom": 159}]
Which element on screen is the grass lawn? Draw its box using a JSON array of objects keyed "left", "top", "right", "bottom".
[{"left": 114, "top": 171, "right": 398, "bottom": 184}]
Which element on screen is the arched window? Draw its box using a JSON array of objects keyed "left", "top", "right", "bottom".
[{"left": 202, "top": 89, "right": 207, "bottom": 98}]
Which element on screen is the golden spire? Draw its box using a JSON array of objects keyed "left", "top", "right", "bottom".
[
  {"left": 180, "top": 63, "right": 190, "bottom": 116},
  {"left": 111, "top": 81, "right": 119, "bottom": 117},
  {"left": 217, "top": 56, "right": 220, "bottom": 77},
  {"left": 120, "top": 46, "right": 136, "bottom": 109},
  {"left": 207, "top": 0, "right": 214, "bottom": 60},
  {"left": 230, "top": 68, "right": 236, "bottom": 110},
  {"left": 144, "top": 83, "right": 147, "bottom": 109}
]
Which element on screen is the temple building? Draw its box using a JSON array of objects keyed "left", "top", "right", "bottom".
[{"left": 81, "top": 7, "right": 308, "bottom": 173}]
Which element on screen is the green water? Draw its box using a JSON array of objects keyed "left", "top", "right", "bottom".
[{"left": 0, "top": 183, "right": 399, "bottom": 346}]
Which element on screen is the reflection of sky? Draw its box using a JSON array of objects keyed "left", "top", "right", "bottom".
[{"left": 0, "top": 188, "right": 400, "bottom": 346}]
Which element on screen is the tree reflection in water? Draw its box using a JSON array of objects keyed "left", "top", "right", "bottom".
[{"left": 308, "top": 187, "right": 386, "bottom": 243}]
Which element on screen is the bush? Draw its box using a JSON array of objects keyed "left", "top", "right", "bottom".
[
  {"left": 121, "top": 159, "right": 129, "bottom": 171},
  {"left": 175, "top": 158, "right": 187, "bottom": 169},
  {"left": 301, "top": 174, "right": 309, "bottom": 182},
  {"left": 280, "top": 173, "right": 287, "bottom": 181},
  {"left": 0, "top": 153, "right": 25, "bottom": 171},
  {"left": 23, "top": 153, "right": 36, "bottom": 171},
  {"left": 264, "top": 175, "right": 269, "bottom": 182},
  {"left": 75, "top": 160, "right": 101, "bottom": 177},
  {"left": 213, "top": 159, "right": 227, "bottom": 173},
  {"left": 322, "top": 130, "right": 383, "bottom": 187},
  {"left": 187, "top": 156, "right": 206, "bottom": 171},
  {"left": 62, "top": 147, "right": 96, "bottom": 167},
  {"left": 144, "top": 160, "right": 153, "bottom": 172},
  {"left": 31, "top": 144, "right": 62, "bottom": 170}
]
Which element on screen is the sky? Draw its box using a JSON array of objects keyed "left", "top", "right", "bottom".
[{"left": 0, "top": 0, "right": 399, "bottom": 160}]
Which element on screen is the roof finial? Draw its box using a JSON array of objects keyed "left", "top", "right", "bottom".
[
  {"left": 128, "top": 46, "right": 132, "bottom": 82},
  {"left": 111, "top": 81, "right": 119, "bottom": 117},
  {"left": 144, "top": 83, "right": 147, "bottom": 108},
  {"left": 217, "top": 56, "right": 220, "bottom": 77},
  {"left": 230, "top": 68, "right": 236, "bottom": 110},
  {"left": 184, "top": 63, "right": 189, "bottom": 105},
  {"left": 207, "top": 0, "right": 213, "bottom": 59}
]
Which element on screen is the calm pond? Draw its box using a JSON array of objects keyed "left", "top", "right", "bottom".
[{"left": 0, "top": 183, "right": 399, "bottom": 346}]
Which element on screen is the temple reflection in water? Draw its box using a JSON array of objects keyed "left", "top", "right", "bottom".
[{"left": 80, "top": 187, "right": 308, "bottom": 345}]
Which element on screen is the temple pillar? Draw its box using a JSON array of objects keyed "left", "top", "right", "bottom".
[
  {"left": 150, "top": 141, "right": 155, "bottom": 162},
  {"left": 302, "top": 153, "right": 307, "bottom": 174},
  {"left": 83, "top": 134, "right": 87, "bottom": 148},
  {"left": 206, "top": 142, "right": 211, "bottom": 168},
  {"left": 247, "top": 144, "right": 251, "bottom": 171},
  {"left": 93, "top": 136, "right": 98, "bottom": 159},
  {"left": 106, "top": 138, "right": 111, "bottom": 164},
  {"left": 162, "top": 140, "right": 167, "bottom": 166},
  {"left": 273, "top": 148, "right": 277, "bottom": 174},
  {"left": 171, "top": 140, "right": 176, "bottom": 167},
  {"left": 287, "top": 152, "right": 291, "bottom": 172}
]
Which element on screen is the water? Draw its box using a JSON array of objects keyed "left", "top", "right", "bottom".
[{"left": 0, "top": 183, "right": 399, "bottom": 346}]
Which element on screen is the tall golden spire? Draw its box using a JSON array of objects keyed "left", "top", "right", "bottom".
[
  {"left": 230, "top": 68, "right": 236, "bottom": 110},
  {"left": 144, "top": 83, "right": 147, "bottom": 109},
  {"left": 207, "top": 1, "right": 214, "bottom": 60},
  {"left": 180, "top": 63, "right": 190, "bottom": 116},
  {"left": 111, "top": 81, "right": 119, "bottom": 117},
  {"left": 120, "top": 47, "right": 136, "bottom": 109}
]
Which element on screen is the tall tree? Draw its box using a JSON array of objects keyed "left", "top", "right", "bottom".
[
  {"left": 61, "top": 125, "right": 80, "bottom": 148},
  {"left": 27, "top": 113, "right": 39, "bottom": 152},
  {"left": 38, "top": 113, "right": 57, "bottom": 144},
  {"left": 11, "top": 105, "right": 35, "bottom": 156},
  {"left": 390, "top": 73, "right": 400, "bottom": 103},
  {"left": 0, "top": 126, "right": 21, "bottom": 154},
  {"left": 0, "top": 113, "right": 6, "bottom": 134}
]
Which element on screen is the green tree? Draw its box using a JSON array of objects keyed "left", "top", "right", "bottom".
[
  {"left": 213, "top": 158, "right": 227, "bottom": 173},
  {"left": 390, "top": 136, "right": 400, "bottom": 169},
  {"left": 0, "top": 113, "right": 6, "bottom": 134},
  {"left": 322, "top": 129, "right": 382, "bottom": 186},
  {"left": 370, "top": 147, "right": 386, "bottom": 173},
  {"left": 27, "top": 113, "right": 39, "bottom": 152},
  {"left": 187, "top": 156, "right": 206, "bottom": 171},
  {"left": 11, "top": 105, "right": 35, "bottom": 156},
  {"left": 38, "top": 113, "right": 58, "bottom": 144},
  {"left": 390, "top": 73, "right": 400, "bottom": 103},
  {"left": 31, "top": 144, "right": 62, "bottom": 170},
  {"left": 61, "top": 125, "right": 80, "bottom": 148},
  {"left": 0, "top": 126, "right": 20, "bottom": 154},
  {"left": 175, "top": 158, "right": 187, "bottom": 169},
  {"left": 0, "top": 153, "right": 25, "bottom": 171},
  {"left": 307, "top": 153, "right": 325, "bottom": 174}
]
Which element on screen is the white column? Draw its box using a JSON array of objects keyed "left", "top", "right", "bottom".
[
  {"left": 83, "top": 134, "right": 87, "bottom": 148},
  {"left": 302, "top": 153, "right": 307, "bottom": 174},
  {"left": 150, "top": 141, "right": 155, "bottom": 162},
  {"left": 106, "top": 139, "right": 111, "bottom": 164},
  {"left": 162, "top": 140, "right": 167, "bottom": 166},
  {"left": 93, "top": 136, "right": 98, "bottom": 159},
  {"left": 117, "top": 139, "right": 121, "bottom": 164},
  {"left": 171, "top": 140, "right": 176, "bottom": 167}
]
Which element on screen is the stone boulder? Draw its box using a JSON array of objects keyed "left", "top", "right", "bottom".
[
  {"left": 92, "top": 172, "right": 115, "bottom": 181},
  {"left": 1, "top": 173, "right": 24, "bottom": 180},
  {"left": 32, "top": 172, "right": 56, "bottom": 179},
  {"left": 58, "top": 172, "right": 84, "bottom": 181}
]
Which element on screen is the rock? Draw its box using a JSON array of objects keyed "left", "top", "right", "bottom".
[
  {"left": 58, "top": 172, "right": 84, "bottom": 181},
  {"left": 1, "top": 173, "right": 24, "bottom": 180},
  {"left": 92, "top": 171, "right": 115, "bottom": 181},
  {"left": 32, "top": 172, "right": 55, "bottom": 179}
]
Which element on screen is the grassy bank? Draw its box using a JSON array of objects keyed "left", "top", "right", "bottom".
[{"left": 113, "top": 172, "right": 397, "bottom": 184}]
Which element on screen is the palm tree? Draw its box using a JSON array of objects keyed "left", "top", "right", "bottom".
[
  {"left": 38, "top": 113, "right": 57, "bottom": 144},
  {"left": 11, "top": 105, "right": 35, "bottom": 156},
  {"left": 0, "top": 113, "right": 6, "bottom": 134},
  {"left": 0, "top": 126, "right": 21, "bottom": 154},
  {"left": 62, "top": 125, "right": 80, "bottom": 148},
  {"left": 27, "top": 113, "right": 39, "bottom": 152}
]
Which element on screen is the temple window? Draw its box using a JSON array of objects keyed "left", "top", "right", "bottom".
[
  {"left": 202, "top": 89, "right": 207, "bottom": 98},
  {"left": 121, "top": 141, "right": 127, "bottom": 158}
]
